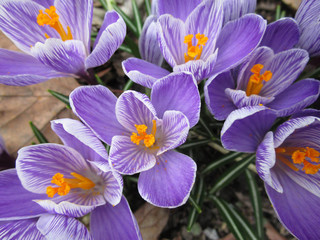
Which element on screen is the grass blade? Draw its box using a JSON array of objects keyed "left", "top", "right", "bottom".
[
  {"left": 48, "top": 90, "right": 70, "bottom": 109},
  {"left": 29, "top": 121, "right": 48, "bottom": 144}
]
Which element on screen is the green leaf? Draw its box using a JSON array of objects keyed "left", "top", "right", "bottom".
[
  {"left": 201, "top": 152, "right": 243, "bottom": 176},
  {"left": 95, "top": 74, "right": 106, "bottom": 86},
  {"left": 29, "top": 121, "right": 48, "bottom": 144},
  {"left": 209, "top": 154, "right": 255, "bottom": 194},
  {"left": 199, "top": 118, "right": 214, "bottom": 139},
  {"left": 178, "top": 139, "right": 212, "bottom": 150},
  {"left": 245, "top": 169, "right": 264, "bottom": 240},
  {"left": 132, "top": 0, "right": 142, "bottom": 36},
  {"left": 124, "top": 36, "right": 141, "bottom": 58},
  {"left": 112, "top": 3, "right": 139, "bottom": 37},
  {"left": 275, "top": 5, "right": 281, "bottom": 21},
  {"left": 119, "top": 44, "right": 133, "bottom": 55},
  {"left": 99, "top": 0, "right": 109, "bottom": 10},
  {"left": 48, "top": 90, "right": 71, "bottom": 109},
  {"left": 145, "top": 0, "right": 151, "bottom": 16},
  {"left": 124, "top": 79, "right": 134, "bottom": 91}
]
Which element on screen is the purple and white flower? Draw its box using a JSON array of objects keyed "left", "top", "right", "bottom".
[
  {"left": 70, "top": 72, "right": 200, "bottom": 208},
  {"left": 0, "top": 0, "right": 126, "bottom": 86}
]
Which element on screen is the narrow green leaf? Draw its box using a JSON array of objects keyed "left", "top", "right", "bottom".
[
  {"left": 132, "top": 0, "right": 142, "bottom": 36},
  {"left": 119, "top": 44, "right": 133, "bottom": 54},
  {"left": 201, "top": 152, "right": 242, "bottom": 176},
  {"left": 199, "top": 118, "right": 214, "bottom": 139},
  {"left": 178, "top": 139, "right": 212, "bottom": 150},
  {"left": 245, "top": 169, "right": 264, "bottom": 240},
  {"left": 145, "top": 0, "right": 151, "bottom": 16},
  {"left": 275, "top": 5, "right": 281, "bottom": 20},
  {"left": 29, "top": 121, "right": 48, "bottom": 144},
  {"left": 124, "top": 36, "right": 141, "bottom": 58},
  {"left": 124, "top": 79, "right": 134, "bottom": 91},
  {"left": 209, "top": 154, "right": 255, "bottom": 194},
  {"left": 95, "top": 74, "right": 106, "bottom": 86},
  {"left": 112, "top": 3, "right": 139, "bottom": 37},
  {"left": 188, "top": 196, "right": 202, "bottom": 214},
  {"left": 48, "top": 90, "right": 70, "bottom": 109},
  {"left": 99, "top": 0, "right": 109, "bottom": 10}
]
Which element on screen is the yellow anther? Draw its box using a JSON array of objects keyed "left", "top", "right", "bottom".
[
  {"left": 246, "top": 64, "right": 273, "bottom": 96},
  {"left": 37, "top": 6, "right": 73, "bottom": 41},
  {"left": 292, "top": 150, "right": 305, "bottom": 164},
  {"left": 184, "top": 33, "right": 208, "bottom": 63},
  {"left": 130, "top": 120, "right": 157, "bottom": 148}
]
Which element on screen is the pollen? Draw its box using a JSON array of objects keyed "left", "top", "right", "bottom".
[
  {"left": 37, "top": 6, "right": 73, "bottom": 41},
  {"left": 46, "top": 172, "right": 95, "bottom": 198},
  {"left": 245, "top": 64, "right": 272, "bottom": 96},
  {"left": 130, "top": 120, "right": 157, "bottom": 148},
  {"left": 184, "top": 33, "right": 208, "bottom": 63}
]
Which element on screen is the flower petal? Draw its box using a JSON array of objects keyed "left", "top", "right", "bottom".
[
  {"left": 55, "top": 0, "right": 93, "bottom": 52},
  {"left": 51, "top": 119, "right": 111, "bottom": 171},
  {"left": 295, "top": 0, "right": 320, "bottom": 57},
  {"left": 139, "top": 15, "right": 163, "bottom": 66},
  {"left": 0, "top": 169, "right": 47, "bottom": 221},
  {"left": 85, "top": 11, "right": 126, "bottom": 69},
  {"left": 109, "top": 136, "right": 156, "bottom": 175},
  {"left": 122, "top": 58, "right": 170, "bottom": 88},
  {"left": 158, "top": 0, "right": 202, "bottom": 21},
  {"left": 70, "top": 85, "right": 126, "bottom": 145},
  {"left": 292, "top": 109, "right": 320, "bottom": 119},
  {"left": 31, "top": 39, "right": 86, "bottom": 75},
  {"left": 151, "top": 72, "right": 200, "bottom": 127},
  {"left": 37, "top": 214, "right": 92, "bottom": 240},
  {"left": 266, "top": 79, "right": 320, "bottom": 117},
  {"left": 222, "top": 0, "right": 256, "bottom": 25},
  {"left": 100, "top": 171, "right": 123, "bottom": 206},
  {"left": 0, "top": 49, "right": 66, "bottom": 86},
  {"left": 138, "top": 151, "right": 196, "bottom": 208},
  {"left": 221, "top": 106, "right": 277, "bottom": 152},
  {"left": 213, "top": 14, "right": 266, "bottom": 76},
  {"left": 0, "top": 218, "right": 45, "bottom": 240},
  {"left": 116, "top": 90, "right": 158, "bottom": 132},
  {"left": 90, "top": 197, "right": 142, "bottom": 240},
  {"left": 204, "top": 71, "right": 237, "bottom": 120},
  {"left": 260, "top": 18, "right": 300, "bottom": 53}
]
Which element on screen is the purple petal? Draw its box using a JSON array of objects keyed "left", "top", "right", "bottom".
[
  {"left": 222, "top": 0, "right": 256, "bottom": 25},
  {"left": 0, "top": 49, "right": 66, "bottom": 86},
  {"left": 55, "top": 0, "right": 93, "bottom": 52},
  {"left": 85, "top": 11, "right": 126, "bottom": 69},
  {"left": 265, "top": 169, "right": 320, "bottom": 239},
  {"left": 158, "top": 111, "right": 190, "bottom": 155},
  {"left": 213, "top": 14, "right": 266, "bottom": 76},
  {"left": 31, "top": 38, "right": 86, "bottom": 75},
  {"left": 158, "top": 0, "right": 202, "bottom": 21},
  {"left": 51, "top": 119, "right": 111, "bottom": 171},
  {"left": 267, "top": 79, "right": 320, "bottom": 117},
  {"left": 260, "top": 49, "right": 309, "bottom": 97},
  {"left": 37, "top": 214, "right": 92, "bottom": 240},
  {"left": 158, "top": 14, "right": 186, "bottom": 66},
  {"left": 204, "top": 71, "right": 237, "bottom": 120},
  {"left": 100, "top": 171, "right": 123, "bottom": 206},
  {"left": 90, "top": 197, "right": 142, "bottom": 240},
  {"left": 260, "top": 18, "right": 300, "bottom": 53},
  {"left": 292, "top": 109, "right": 320, "bottom": 119},
  {"left": 139, "top": 15, "right": 163, "bottom": 66},
  {"left": 109, "top": 136, "right": 156, "bottom": 175},
  {"left": 122, "top": 58, "right": 170, "bottom": 88},
  {"left": 295, "top": 0, "right": 320, "bottom": 57},
  {"left": 0, "top": 169, "right": 47, "bottom": 221},
  {"left": 221, "top": 106, "right": 277, "bottom": 152},
  {"left": 185, "top": 0, "right": 223, "bottom": 60},
  {"left": 138, "top": 151, "right": 196, "bottom": 207},
  {"left": 256, "top": 132, "right": 283, "bottom": 192},
  {"left": 116, "top": 91, "right": 158, "bottom": 132},
  {"left": 35, "top": 200, "right": 95, "bottom": 218},
  {"left": 0, "top": 218, "right": 45, "bottom": 240},
  {"left": 32, "top": 0, "right": 54, "bottom": 8},
  {"left": 151, "top": 72, "right": 200, "bottom": 127},
  {"left": 70, "top": 85, "right": 126, "bottom": 145},
  {"left": 0, "top": 1, "right": 59, "bottom": 53}
]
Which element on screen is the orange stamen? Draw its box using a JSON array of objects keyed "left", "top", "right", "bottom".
[
  {"left": 37, "top": 6, "right": 73, "bottom": 41},
  {"left": 246, "top": 64, "right": 272, "bottom": 96},
  {"left": 184, "top": 33, "right": 208, "bottom": 63},
  {"left": 130, "top": 120, "right": 157, "bottom": 148}
]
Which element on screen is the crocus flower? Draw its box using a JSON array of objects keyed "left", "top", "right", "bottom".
[
  {"left": 220, "top": 107, "right": 320, "bottom": 239},
  {"left": 123, "top": 0, "right": 266, "bottom": 86},
  {"left": 205, "top": 46, "right": 320, "bottom": 120},
  {"left": 70, "top": 72, "right": 200, "bottom": 207},
  {"left": 0, "top": 0, "right": 126, "bottom": 86},
  {"left": 222, "top": 0, "right": 256, "bottom": 25},
  {"left": 1, "top": 118, "right": 141, "bottom": 239},
  {"left": 295, "top": 0, "right": 320, "bottom": 57}
]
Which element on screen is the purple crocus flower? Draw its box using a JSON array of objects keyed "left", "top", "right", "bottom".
[
  {"left": 205, "top": 46, "right": 320, "bottom": 120},
  {"left": 0, "top": 119, "right": 141, "bottom": 239},
  {"left": 221, "top": 107, "right": 320, "bottom": 239},
  {"left": 70, "top": 72, "right": 200, "bottom": 208},
  {"left": 0, "top": 0, "right": 126, "bottom": 86},
  {"left": 222, "top": 0, "right": 256, "bottom": 25},
  {"left": 123, "top": 0, "right": 266, "bottom": 86},
  {"left": 295, "top": 0, "right": 320, "bottom": 57}
]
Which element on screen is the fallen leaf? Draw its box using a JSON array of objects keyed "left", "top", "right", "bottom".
[
  {"left": 0, "top": 33, "right": 80, "bottom": 157},
  {"left": 282, "top": 0, "right": 302, "bottom": 10},
  {"left": 134, "top": 203, "right": 170, "bottom": 240}
]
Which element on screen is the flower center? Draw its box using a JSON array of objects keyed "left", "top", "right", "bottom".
[
  {"left": 276, "top": 147, "right": 320, "bottom": 174},
  {"left": 184, "top": 33, "right": 208, "bottom": 63},
  {"left": 245, "top": 64, "right": 272, "bottom": 96},
  {"left": 130, "top": 120, "right": 157, "bottom": 148},
  {"left": 46, "top": 172, "right": 95, "bottom": 198},
  {"left": 37, "top": 6, "right": 73, "bottom": 41}
]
